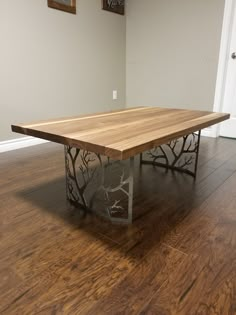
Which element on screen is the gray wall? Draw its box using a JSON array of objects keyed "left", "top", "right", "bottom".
[
  {"left": 0, "top": 0, "right": 126, "bottom": 141},
  {"left": 126, "top": 0, "right": 225, "bottom": 111}
]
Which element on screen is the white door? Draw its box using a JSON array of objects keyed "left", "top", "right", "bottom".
[{"left": 220, "top": 2, "right": 236, "bottom": 138}]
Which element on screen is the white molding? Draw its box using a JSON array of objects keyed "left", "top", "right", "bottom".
[
  {"left": 213, "top": 0, "right": 235, "bottom": 135},
  {"left": 201, "top": 126, "right": 217, "bottom": 138},
  {"left": 0, "top": 136, "right": 48, "bottom": 153}
]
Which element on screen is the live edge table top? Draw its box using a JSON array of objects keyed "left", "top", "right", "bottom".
[{"left": 12, "top": 107, "right": 230, "bottom": 160}]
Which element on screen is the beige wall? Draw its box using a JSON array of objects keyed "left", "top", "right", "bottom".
[
  {"left": 0, "top": 0, "right": 126, "bottom": 141},
  {"left": 126, "top": 0, "right": 225, "bottom": 111}
]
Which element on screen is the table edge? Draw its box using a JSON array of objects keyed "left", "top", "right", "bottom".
[{"left": 11, "top": 113, "right": 229, "bottom": 160}]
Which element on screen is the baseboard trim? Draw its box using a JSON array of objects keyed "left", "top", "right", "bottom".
[
  {"left": 0, "top": 136, "right": 48, "bottom": 153},
  {"left": 201, "top": 126, "right": 218, "bottom": 138}
]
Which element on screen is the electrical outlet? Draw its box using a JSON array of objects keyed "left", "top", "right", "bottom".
[{"left": 113, "top": 90, "right": 118, "bottom": 100}]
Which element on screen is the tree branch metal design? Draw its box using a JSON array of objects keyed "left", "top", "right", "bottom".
[
  {"left": 141, "top": 131, "right": 201, "bottom": 177},
  {"left": 65, "top": 146, "right": 134, "bottom": 222}
]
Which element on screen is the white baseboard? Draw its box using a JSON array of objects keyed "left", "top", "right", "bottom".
[
  {"left": 201, "top": 126, "right": 218, "bottom": 138},
  {"left": 0, "top": 136, "right": 48, "bottom": 153}
]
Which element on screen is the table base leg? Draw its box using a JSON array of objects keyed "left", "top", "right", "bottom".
[
  {"left": 64, "top": 146, "right": 134, "bottom": 224},
  {"left": 140, "top": 131, "right": 201, "bottom": 178}
]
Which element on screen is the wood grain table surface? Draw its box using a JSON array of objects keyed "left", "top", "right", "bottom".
[{"left": 12, "top": 107, "right": 230, "bottom": 160}]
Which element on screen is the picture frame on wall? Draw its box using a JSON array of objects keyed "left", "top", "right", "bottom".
[
  {"left": 48, "top": 0, "right": 76, "bottom": 14},
  {"left": 102, "top": 0, "right": 125, "bottom": 15}
]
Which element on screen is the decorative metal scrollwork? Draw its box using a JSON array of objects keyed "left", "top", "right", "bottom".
[
  {"left": 141, "top": 131, "right": 201, "bottom": 177},
  {"left": 64, "top": 146, "right": 134, "bottom": 223}
]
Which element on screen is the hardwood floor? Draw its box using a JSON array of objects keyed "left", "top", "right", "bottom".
[{"left": 0, "top": 136, "right": 236, "bottom": 314}]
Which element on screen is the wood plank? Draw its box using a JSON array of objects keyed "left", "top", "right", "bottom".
[
  {"left": 12, "top": 107, "right": 230, "bottom": 159},
  {"left": 108, "top": 113, "right": 230, "bottom": 159},
  {"left": 85, "top": 244, "right": 186, "bottom": 315},
  {"left": 22, "top": 107, "right": 147, "bottom": 128},
  {"left": 141, "top": 242, "right": 236, "bottom": 315}
]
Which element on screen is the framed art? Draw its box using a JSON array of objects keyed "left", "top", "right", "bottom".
[
  {"left": 102, "top": 0, "right": 125, "bottom": 15},
  {"left": 48, "top": 0, "right": 76, "bottom": 14}
]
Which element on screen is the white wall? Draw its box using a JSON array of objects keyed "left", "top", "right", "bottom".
[
  {"left": 0, "top": 0, "right": 126, "bottom": 141},
  {"left": 126, "top": 0, "right": 225, "bottom": 111}
]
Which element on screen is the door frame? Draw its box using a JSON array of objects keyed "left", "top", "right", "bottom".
[{"left": 213, "top": 0, "right": 236, "bottom": 137}]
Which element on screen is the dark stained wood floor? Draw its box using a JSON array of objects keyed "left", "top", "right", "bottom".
[{"left": 0, "top": 136, "right": 236, "bottom": 315}]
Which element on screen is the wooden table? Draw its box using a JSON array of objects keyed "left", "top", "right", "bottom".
[{"left": 12, "top": 107, "right": 229, "bottom": 223}]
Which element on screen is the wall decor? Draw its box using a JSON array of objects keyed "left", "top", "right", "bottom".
[
  {"left": 102, "top": 0, "right": 125, "bottom": 15},
  {"left": 48, "top": 0, "right": 76, "bottom": 14}
]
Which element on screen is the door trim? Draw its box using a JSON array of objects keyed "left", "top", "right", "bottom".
[{"left": 213, "top": 0, "right": 236, "bottom": 136}]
